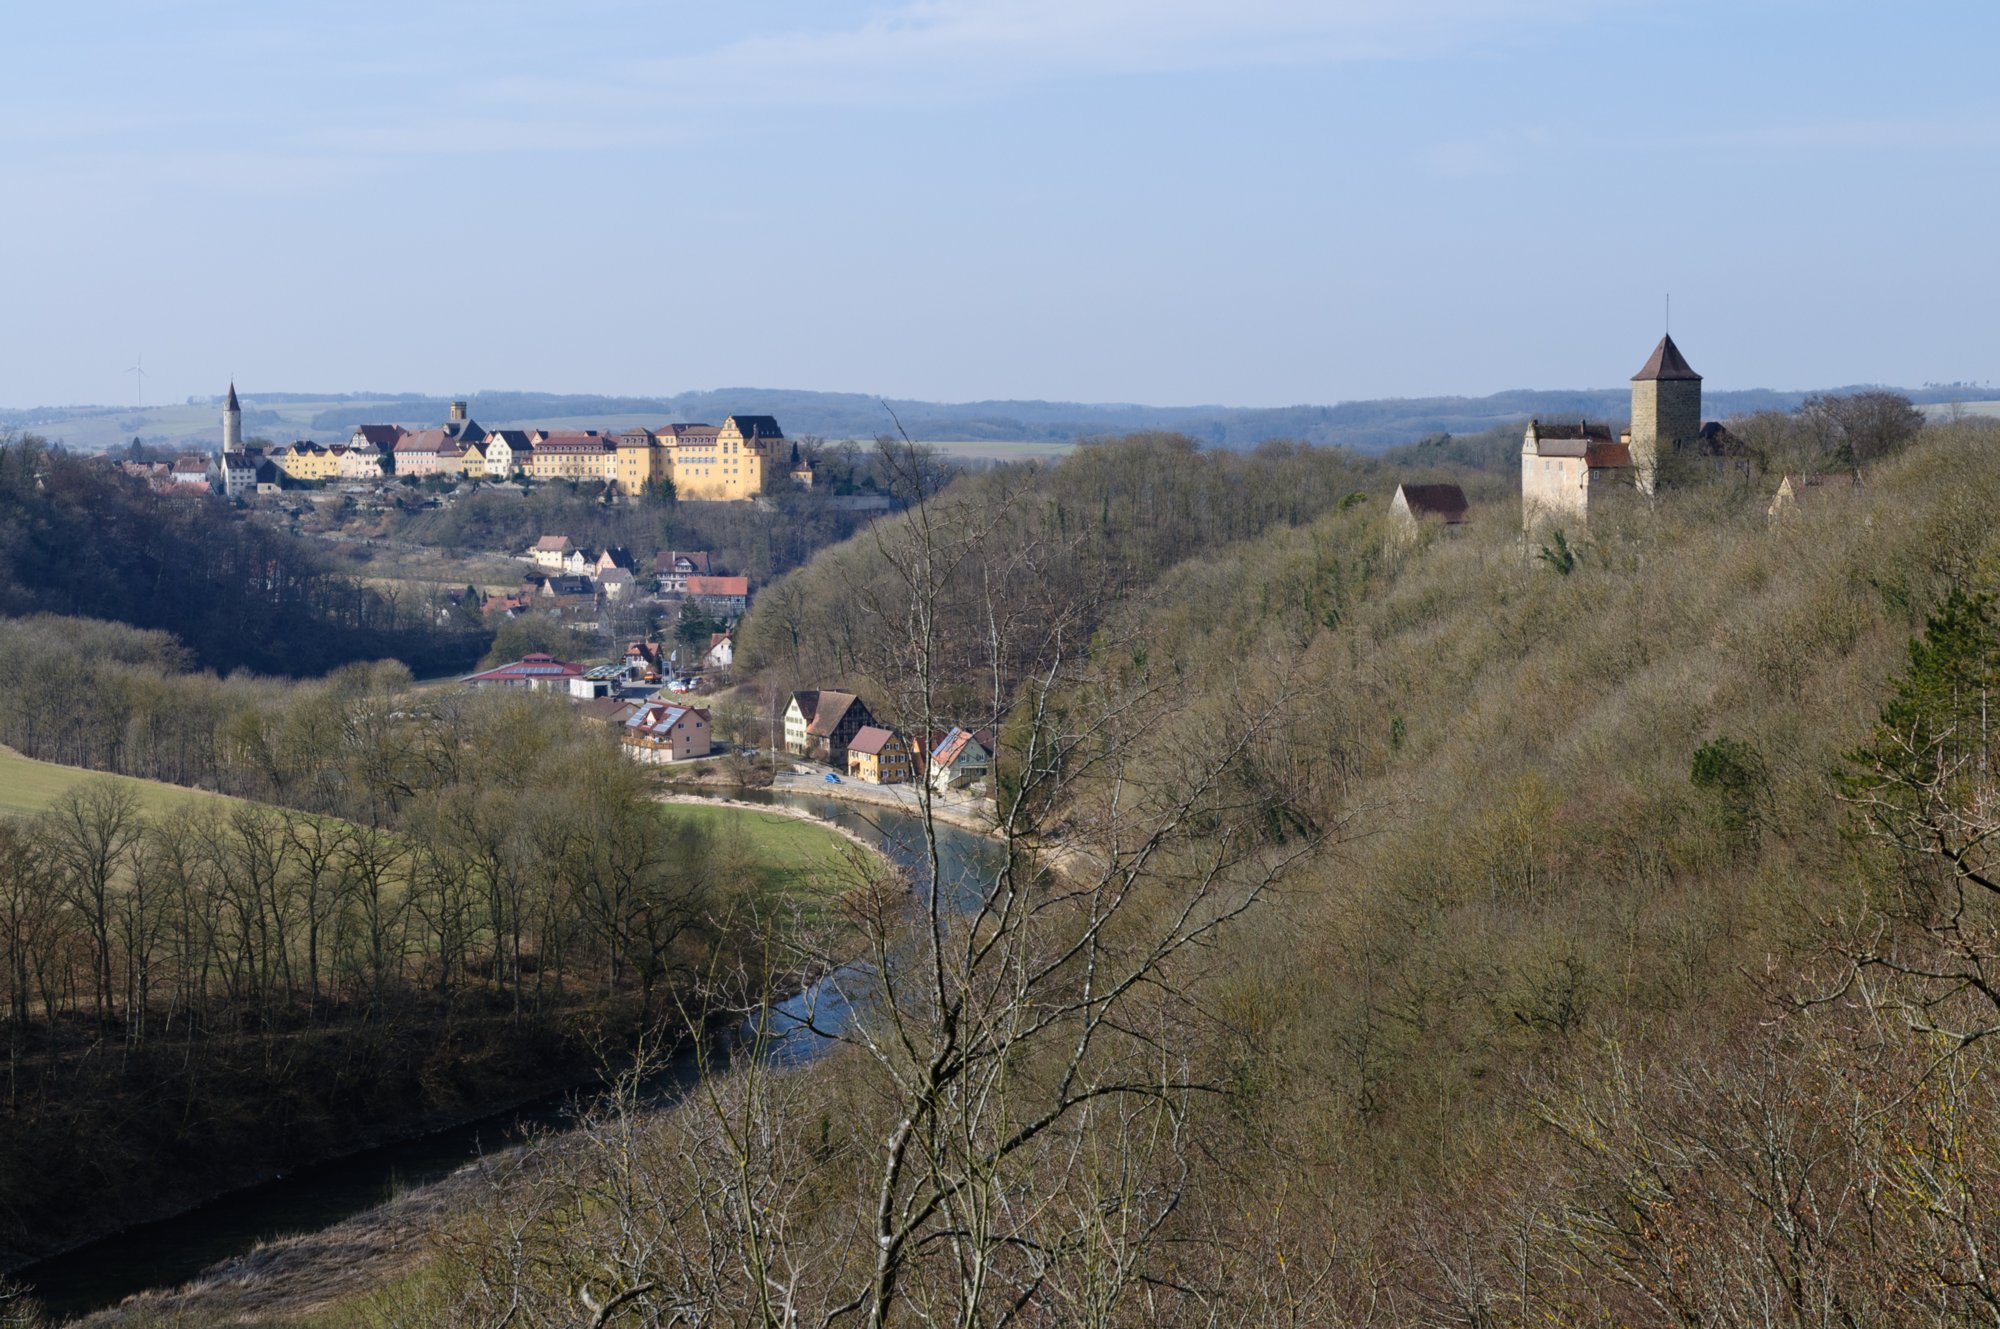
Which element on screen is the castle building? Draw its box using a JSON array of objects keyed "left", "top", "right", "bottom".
[
  {"left": 668, "top": 414, "right": 781, "bottom": 501},
  {"left": 1520, "top": 333, "right": 1706, "bottom": 531},
  {"left": 1520, "top": 421, "right": 1631, "bottom": 530}
]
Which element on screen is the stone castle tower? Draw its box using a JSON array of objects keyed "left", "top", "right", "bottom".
[
  {"left": 1628, "top": 334, "right": 1701, "bottom": 494},
  {"left": 222, "top": 381, "right": 242, "bottom": 453}
]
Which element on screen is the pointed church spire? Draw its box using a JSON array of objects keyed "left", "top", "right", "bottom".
[
  {"left": 1632, "top": 334, "right": 1702, "bottom": 383},
  {"left": 225, "top": 381, "right": 240, "bottom": 410}
]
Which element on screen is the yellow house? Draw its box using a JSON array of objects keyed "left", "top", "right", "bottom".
[
  {"left": 270, "top": 443, "right": 340, "bottom": 482},
  {"left": 846, "top": 725, "right": 913, "bottom": 784},
  {"left": 456, "top": 440, "right": 489, "bottom": 477}
]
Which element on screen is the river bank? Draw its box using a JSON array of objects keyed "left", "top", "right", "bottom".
[{"left": 23, "top": 792, "right": 962, "bottom": 1326}]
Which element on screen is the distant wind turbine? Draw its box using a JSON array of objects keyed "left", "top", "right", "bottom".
[{"left": 125, "top": 353, "right": 147, "bottom": 409}]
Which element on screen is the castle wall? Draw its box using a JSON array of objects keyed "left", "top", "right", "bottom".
[{"left": 1521, "top": 450, "right": 1589, "bottom": 530}]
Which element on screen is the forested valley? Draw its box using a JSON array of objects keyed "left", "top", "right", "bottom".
[
  {"left": 289, "top": 409, "right": 2000, "bottom": 1327},
  {"left": 0, "top": 617, "right": 816, "bottom": 1273},
  {"left": 0, "top": 438, "right": 489, "bottom": 678}
]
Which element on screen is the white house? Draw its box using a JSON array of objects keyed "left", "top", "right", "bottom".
[
  {"left": 929, "top": 727, "right": 994, "bottom": 795},
  {"left": 703, "top": 632, "right": 734, "bottom": 672}
]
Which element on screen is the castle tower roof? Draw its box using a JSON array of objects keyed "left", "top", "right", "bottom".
[
  {"left": 225, "top": 381, "right": 240, "bottom": 410},
  {"left": 1632, "top": 334, "right": 1701, "bottom": 383}
]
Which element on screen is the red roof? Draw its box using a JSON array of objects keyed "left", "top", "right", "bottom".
[
  {"left": 685, "top": 575, "right": 749, "bottom": 597},
  {"left": 1584, "top": 442, "right": 1633, "bottom": 469}
]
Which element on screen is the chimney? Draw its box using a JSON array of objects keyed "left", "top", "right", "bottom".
[{"left": 450, "top": 400, "right": 468, "bottom": 423}]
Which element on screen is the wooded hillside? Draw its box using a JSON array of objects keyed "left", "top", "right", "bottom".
[{"left": 336, "top": 414, "right": 2000, "bottom": 1328}]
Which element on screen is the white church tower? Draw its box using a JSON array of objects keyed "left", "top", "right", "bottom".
[{"left": 222, "top": 381, "right": 242, "bottom": 453}]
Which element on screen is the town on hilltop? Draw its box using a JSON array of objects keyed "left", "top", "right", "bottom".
[{"left": 132, "top": 388, "right": 818, "bottom": 502}]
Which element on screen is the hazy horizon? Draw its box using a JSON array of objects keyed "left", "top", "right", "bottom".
[{"left": 5, "top": 2, "right": 1996, "bottom": 410}]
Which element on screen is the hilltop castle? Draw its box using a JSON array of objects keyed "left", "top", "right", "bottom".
[{"left": 1521, "top": 333, "right": 1703, "bottom": 531}]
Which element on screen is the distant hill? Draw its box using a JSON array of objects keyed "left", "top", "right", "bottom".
[{"left": 8, "top": 382, "right": 1999, "bottom": 456}]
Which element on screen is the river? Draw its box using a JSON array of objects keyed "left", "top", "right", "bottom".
[{"left": 16, "top": 788, "right": 1002, "bottom": 1320}]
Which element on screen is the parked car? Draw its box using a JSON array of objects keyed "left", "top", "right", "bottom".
[{"left": 823, "top": 772, "right": 842, "bottom": 784}]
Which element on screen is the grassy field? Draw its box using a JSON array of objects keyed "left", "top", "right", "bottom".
[
  {"left": 662, "top": 801, "right": 864, "bottom": 912},
  {"left": 0, "top": 746, "right": 246, "bottom": 819}
]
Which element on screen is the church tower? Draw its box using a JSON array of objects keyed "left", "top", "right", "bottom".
[
  {"left": 1628, "top": 335, "right": 1701, "bottom": 494},
  {"left": 222, "top": 381, "right": 242, "bottom": 453}
]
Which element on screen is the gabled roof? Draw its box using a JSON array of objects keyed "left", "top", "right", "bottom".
[
  {"left": 848, "top": 725, "right": 898, "bottom": 757},
  {"left": 807, "top": 691, "right": 865, "bottom": 738},
  {"left": 932, "top": 726, "right": 993, "bottom": 767},
  {"left": 395, "top": 428, "right": 450, "bottom": 453},
  {"left": 724, "top": 414, "right": 784, "bottom": 440},
  {"left": 533, "top": 535, "right": 574, "bottom": 551},
  {"left": 1394, "top": 483, "right": 1469, "bottom": 523},
  {"left": 1632, "top": 334, "right": 1702, "bottom": 383},
  {"left": 655, "top": 549, "right": 712, "bottom": 574},
  {"left": 790, "top": 690, "right": 822, "bottom": 723},
  {"left": 352, "top": 424, "right": 406, "bottom": 448},
  {"left": 685, "top": 575, "right": 750, "bottom": 597}
]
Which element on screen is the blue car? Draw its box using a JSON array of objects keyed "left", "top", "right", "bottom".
[{"left": 823, "top": 772, "right": 842, "bottom": 784}]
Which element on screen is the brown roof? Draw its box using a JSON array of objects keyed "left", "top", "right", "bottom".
[
  {"left": 791, "top": 690, "right": 822, "bottom": 724},
  {"left": 847, "top": 725, "right": 898, "bottom": 757},
  {"left": 655, "top": 549, "right": 712, "bottom": 574},
  {"left": 395, "top": 428, "right": 450, "bottom": 453},
  {"left": 1395, "top": 483, "right": 1468, "bottom": 523},
  {"left": 1584, "top": 441, "right": 1633, "bottom": 469},
  {"left": 534, "top": 535, "right": 573, "bottom": 551},
  {"left": 685, "top": 575, "right": 749, "bottom": 597},
  {"left": 353, "top": 424, "right": 406, "bottom": 448},
  {"left": 1632, "top": 333, "right": 1702, "bottom": 383},
  {"left": 807, "top": 691, "right": 863, "bottom": 738},
  {"left": 577, "top": 697, "right": 640, "bottom": 725}
]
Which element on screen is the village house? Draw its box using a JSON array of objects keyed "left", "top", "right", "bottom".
[
  {"left": 598, "top": 566, "right": 635, "bottom": 601},
  {"left": 539, "top": 574, "right": 595, "bottom": 598},
  {"left": 484, "top": 429, "right": 529, "bottom": 478},
  {"left": 928, "top": 727, "right": 994, "bottom": 795},
  {"left": 1390, "top": 482, "right": 1469, "bottom": 530},
  {"left": 219, "top": 450, "right": 259, "bottom": 498},
  {"left": 685, "top": 575, "right": 751, "bottom": 615},
  {"left": 393, "top": 428, "right": 454, "bottom": 478},
  {"left": 788, "top": 689, "right": 875, "bottom": 766},
  {"left": 338, "top": 443, "right": 393, "bottom": 480},
  {"left": 461, "top": 652, "right": 583, "bottom": 691},
  {"left": 702, "top": 632, "right": 734, "bottom": 672},
  {"left": 623, "top": 702, "right": 713, "bottom": 763},
  {"left": 624, "top": 641, "right": 664, "bottom": 680},
  {"left": 170, "top": 454, "right": 213, "bottom": 487},
  {"left": 349, "top": 424, "right": 406, "bottom": 455},
  {"left": 653, "top": 549, "right": 712, "bottom": 593},
  {"left": 848, "top": 726, "right": 913, "bottom": 784},
  {"left": 530, "top": 535, "right": 575, "bottom": 570}
]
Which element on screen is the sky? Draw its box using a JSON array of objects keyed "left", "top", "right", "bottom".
[{"left": 2, "top": 0, "right": 1996, "bottom": 410}]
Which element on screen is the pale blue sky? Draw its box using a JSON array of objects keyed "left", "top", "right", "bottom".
[{"left": 3, "top": 1, "right": 1995, "bottom": 409}]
